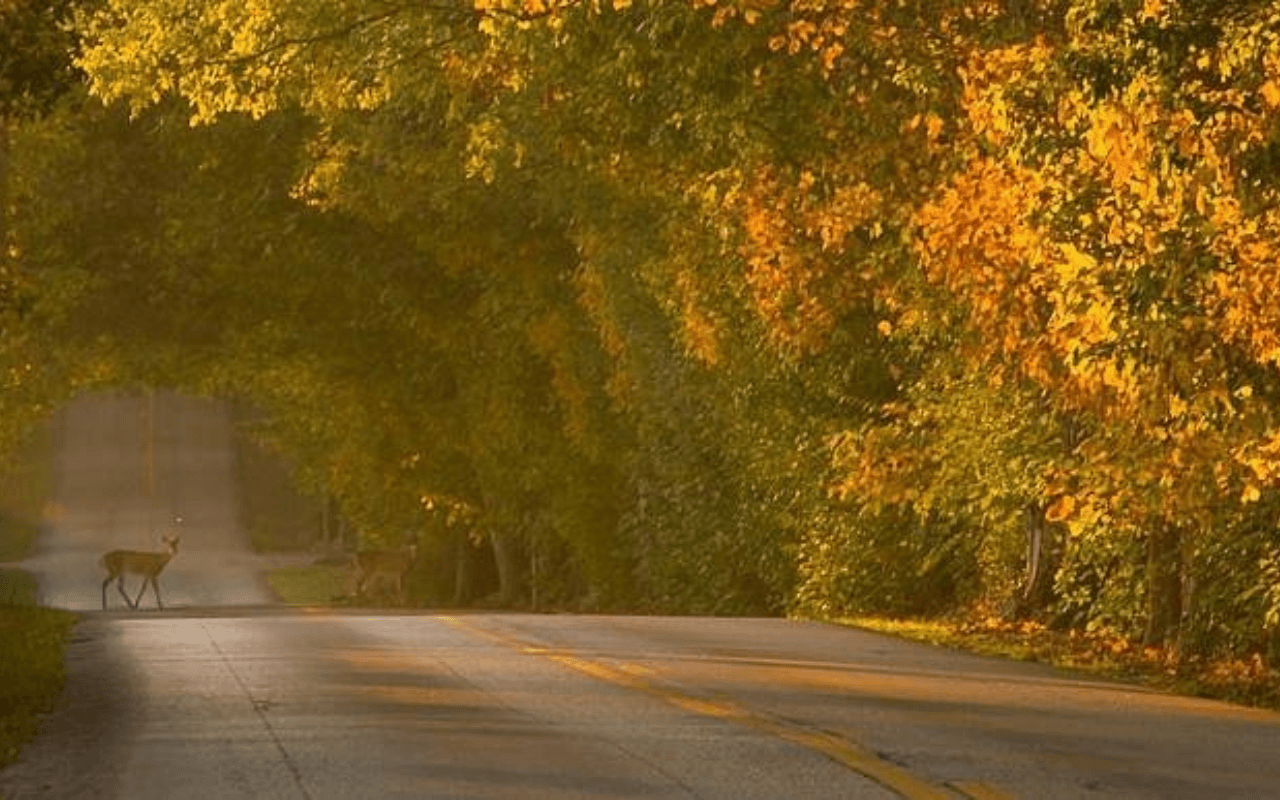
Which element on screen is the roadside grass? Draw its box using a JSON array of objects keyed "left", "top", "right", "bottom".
[
  {"left": 268, "top": 564, "right": 353, "bottom": 606},
  {"left": 0, "top": 569, "right": 39, "bottom": 606},
  {"left": 0, "top": 423, "right": 73, "bottom": 774},
  {"left": 0, "top": 604, "right": 77, "bottom": 771},
  {"left": 267, "top": 562, "right": 429, "bottom": 608},
  {"left": 839, "top": 616, "right": 1280, "bottom": 711}
]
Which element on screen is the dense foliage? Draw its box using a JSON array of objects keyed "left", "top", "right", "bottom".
[{"left": 3, "top": 0, "right": 1280, "bottom": 661}]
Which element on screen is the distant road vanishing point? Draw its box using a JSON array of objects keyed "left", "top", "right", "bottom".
[{"left": 22, "top": 391, "right": 282, "bottom": 610}]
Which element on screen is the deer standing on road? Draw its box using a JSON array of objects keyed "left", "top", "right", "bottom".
[
  {"left": 100, "top": 519, "right": 182, "bottom": 610},
  {"left": 352, "top": 543, "right": 418, "bottom": 604}
]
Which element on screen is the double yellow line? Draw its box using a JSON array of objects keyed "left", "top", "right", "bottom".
[{"left": 438, "top": 616, "right": 1013, "bottom": 800}]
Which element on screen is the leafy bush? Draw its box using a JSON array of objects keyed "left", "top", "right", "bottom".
[{"left": 794, "top": 510, "right": 979, "bottom": 618}]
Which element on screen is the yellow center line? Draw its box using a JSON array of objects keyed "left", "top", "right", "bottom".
[
  {"left": 436, "top": 616, "right": 977, "bottom": 800},
  {"left": 946, "top": 781, "right": 1018, "bottom": 800}
]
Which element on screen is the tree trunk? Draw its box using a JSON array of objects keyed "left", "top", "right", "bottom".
[
  {"left": 1143, "top": 522, "right": 1183, "bottom": 647},
  {"left": 1, "top": 117, "right": 10, "bottom": 298},
  {"left": 321, "top": 494, "right": 331, "bottom": 546},
  {"left": 1266, "top": 624, "right": 1280, "bottom": 670},
  {"left": 489, "top": 528, "right": 524, "bottom": 606},
  {"left": 1016, "top": 502, "right": 1058, "bottom": 617},
  {"left": 451, "top": 526, "right": 474, "bottom": 606}
]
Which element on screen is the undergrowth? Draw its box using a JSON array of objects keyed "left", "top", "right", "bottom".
[{"left": 842, "top": 616, "right": 1280, "bottom": 711}]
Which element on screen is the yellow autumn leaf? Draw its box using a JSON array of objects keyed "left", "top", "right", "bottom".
[
  {"left": 1261, "top": 81, "right": 1280, "bottom": 109},
  {"left": 1045, "top": 494, "right": 1075, "bottom": 522},
  {"left": 925, "top": 113, "right": 944, "bottom": 141},
  {"left": 1242, "top": 456, "right": 1273, "bottom": 482},
  {"left": 1058, "top": 242, "right": 1096, "bottom": 279},
  {"left": 1242, "top": 484, "right": 1262, "bottom": 503}
]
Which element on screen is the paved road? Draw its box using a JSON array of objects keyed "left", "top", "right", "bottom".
[
  {"left": 4, "top": 611, "right": 1280, "bottom": 799},
  {"left": 5, "top": 393, "right": 1280, "bottom": 799}
]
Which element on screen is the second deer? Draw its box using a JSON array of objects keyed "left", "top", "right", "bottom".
[
  {"left": 352, "top": 543, "right": 418, "bottom": 604},
  {"left": 100, "top": 519, "right": 182, "bottom": 610}
]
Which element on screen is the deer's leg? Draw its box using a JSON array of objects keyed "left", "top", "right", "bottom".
[
  {"left": 152, "top": 577, "right": 164, "bottom": 610},
  {"left": 102, "top": 575, "right": 112, "bottom": 610},
  {"left": 117, "top": 576, "right": 137, "bottom": 609},
  {"left": 132, "top": 578, "right": 150, "bottom": 609}
]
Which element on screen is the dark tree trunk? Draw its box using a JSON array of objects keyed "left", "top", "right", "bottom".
[
  {"left": 451, "top": 526, "right": 474, "bottom": 606},
  {"left": 490, "top": 528, "right": 524, "bottom": 606},
  {"left": 1, "top": 119, "right": 9, "bottom": 296},
  {"left": 1143, "top": 522, "right": 1183, "bottom": 647}
]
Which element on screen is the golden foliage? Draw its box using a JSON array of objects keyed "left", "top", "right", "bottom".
[{"left": 735, "top": 167, "right": 882, "bottom": 356}]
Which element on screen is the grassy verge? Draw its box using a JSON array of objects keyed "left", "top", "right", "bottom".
[
  {"left": 0, "top": 605, "right": 77, "bottom": 770},
  {"left": 840, "top": 615, "right": 1280, "bottom": 711},
  {"left": 267, "top": 564, "right": 353, "bottom": 606},
  {"left": 0, "top": 569, "right": 39, "bottom": 606}
]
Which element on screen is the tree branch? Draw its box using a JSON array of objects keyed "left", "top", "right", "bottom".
[{"left": 202, "top": 2, "right": 473, "bottom": 68}]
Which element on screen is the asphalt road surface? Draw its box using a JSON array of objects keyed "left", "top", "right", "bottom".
[{"left": 3, "top": 394, "right": 1280, "bottom": 799}]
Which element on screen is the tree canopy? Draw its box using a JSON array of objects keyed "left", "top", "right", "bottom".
[{"left": 2, "top": 0, "right": 1280, "bottom": 659}]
